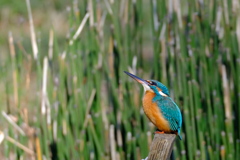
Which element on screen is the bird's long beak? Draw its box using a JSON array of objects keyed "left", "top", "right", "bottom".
[
  {"left": 124, "top": 71, "right": 152, "bottom": 92},
  {"left": 124, "top": 71, "right": 149, "bottom": 85}
]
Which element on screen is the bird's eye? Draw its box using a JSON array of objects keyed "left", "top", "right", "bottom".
[
  {"left": 151, "top": 81, "right": 156, "bottom": 85},
  {"left": 147, "top": 81, "right": 156, "bottom": 86}
]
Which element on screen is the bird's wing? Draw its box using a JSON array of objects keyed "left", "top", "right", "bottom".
[{"left": 156, "top": 97, "right": 182, "bottom": 132}]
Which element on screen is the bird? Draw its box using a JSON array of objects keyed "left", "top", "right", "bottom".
[{"left": 124, "top": 71, "right": 182, "bottom": 140}]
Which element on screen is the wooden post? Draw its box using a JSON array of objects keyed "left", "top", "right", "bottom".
[{"left": 144, "top": 134, "right": 176, "bottom": 160}]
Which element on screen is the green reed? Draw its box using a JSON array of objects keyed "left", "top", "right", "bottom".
[{"left": 0, "top": 0, "right": 239, "bottom": 159}]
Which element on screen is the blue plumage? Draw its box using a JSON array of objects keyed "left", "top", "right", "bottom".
[
  {"left": 156, "top": 97, "right": 182, "bottom": 139},
  {"left": 150, "top": 81, "right": 182, "bottom": 140}
]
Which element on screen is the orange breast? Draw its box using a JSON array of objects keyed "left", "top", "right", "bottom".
[{"left": 142, "top": 91, "right": 171, "bottom": 132}]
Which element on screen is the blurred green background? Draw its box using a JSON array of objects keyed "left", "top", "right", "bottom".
[{"left": 0, "top": 0, "right": 239, "bottom": 159}]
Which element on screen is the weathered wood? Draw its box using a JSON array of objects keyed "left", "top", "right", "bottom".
[{"left": 147, "top": 134, "right": 176, "bottom": 160}]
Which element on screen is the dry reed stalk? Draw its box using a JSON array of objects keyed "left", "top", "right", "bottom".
[
  {"left": 152, "top": 0, "right": 159, "bottom": 31},
  {"left": 26, "top": 0, "right": 38, "bottom": 59},
  {"left": 5, "top": 134, "right": 35, "bottom": 155},
  {"left": 62, "top": 119, "right": 67, "bottom": 135},
  {"left": 232, "top": 0, "right": 240, "bottom": 13},
  {"left": 117, "top": 112, "right": 123, "bottom": 148},
  {"left": 100, "top": 87, "right": 110, "bottom": 154},
  {"left": 88, "top": 0, "right": 94, "bottom": 27},
  {"left": 2, "top": 111, "right": 25, "bottom": 136},
  {"left": 122, "top": 0, "right": 128, "bottom": 25},
  {"left": 97, "top": 9, "right": 106, "bottom": 39},
  {"left": 119, "top": 0, "right": 126, "bottom": 20},
  {"left": 53, "top": 120, "right": 57, "bottom": 141},
  {"left": 173, "top": 0, "right": 183, "bottom": 29},
  {"left": 223, "top": 0, "right": 229, "bottom": 25},
  {"left": 110, "top": 125, "right": 116, "bottom": 160},
  {"left": 104, "top": 0, "right": 113, "bottom": 15},
  {"left": 48, "top": 30, "right": 54, "bottom": 60},
  {"left": 8, "top": 32, "right": 18, "bottom": 109},
  {"left": 82, "top": 89, "right": 96, "bottom": 130},
  {"left": 41, "top": 57, "right": 49, "bottom": 116},
  {"left": 159, "top": 20, "right": 169, "bottom": 87},
  {"left": 215, "top": 7, "right": 223, "bottom": 39},
  {"left": 35, "top": 135, "right": 42, "bottom": 160},
  {"left": 221, "top": 65, "right": 232, "bottom": 120},
  {"left": 108, "top": 36, "right": 114, "bottom": 77},
  {"left": 69, "top": 12, "right": 90, "bottom": 45},
  {"left": 147, "top": 131, "right": 152, "bottom": 148},
  {"left": 236, "top": 17, "right": 240, "bottom": 48}
]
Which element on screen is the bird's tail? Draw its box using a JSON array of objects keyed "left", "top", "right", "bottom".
[
  {"left": 177, "top": 130, "right": 182, "bottom": 140},
  {"left": 178, "top": 134, "right": 182, "bottom": 140}
]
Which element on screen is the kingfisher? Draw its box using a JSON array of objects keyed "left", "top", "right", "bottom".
[{"left": 124, "top": 71, "right": 182, "bottom": 140}]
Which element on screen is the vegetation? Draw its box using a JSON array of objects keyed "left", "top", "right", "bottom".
[{"left": 0, "top": 0, "right": 239, "bottom": 159}]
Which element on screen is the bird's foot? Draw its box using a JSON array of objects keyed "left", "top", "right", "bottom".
[{"left": 155, "top": 130, "right": 165, "bottom": 134}]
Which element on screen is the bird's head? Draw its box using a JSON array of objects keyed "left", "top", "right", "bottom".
[{"left": 124, "top": 71, "right": 169, "bottom": 97}]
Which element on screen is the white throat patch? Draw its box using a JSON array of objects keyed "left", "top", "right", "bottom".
[{"left": 141, "top": 83, "right": 153, "bottom": 93}]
